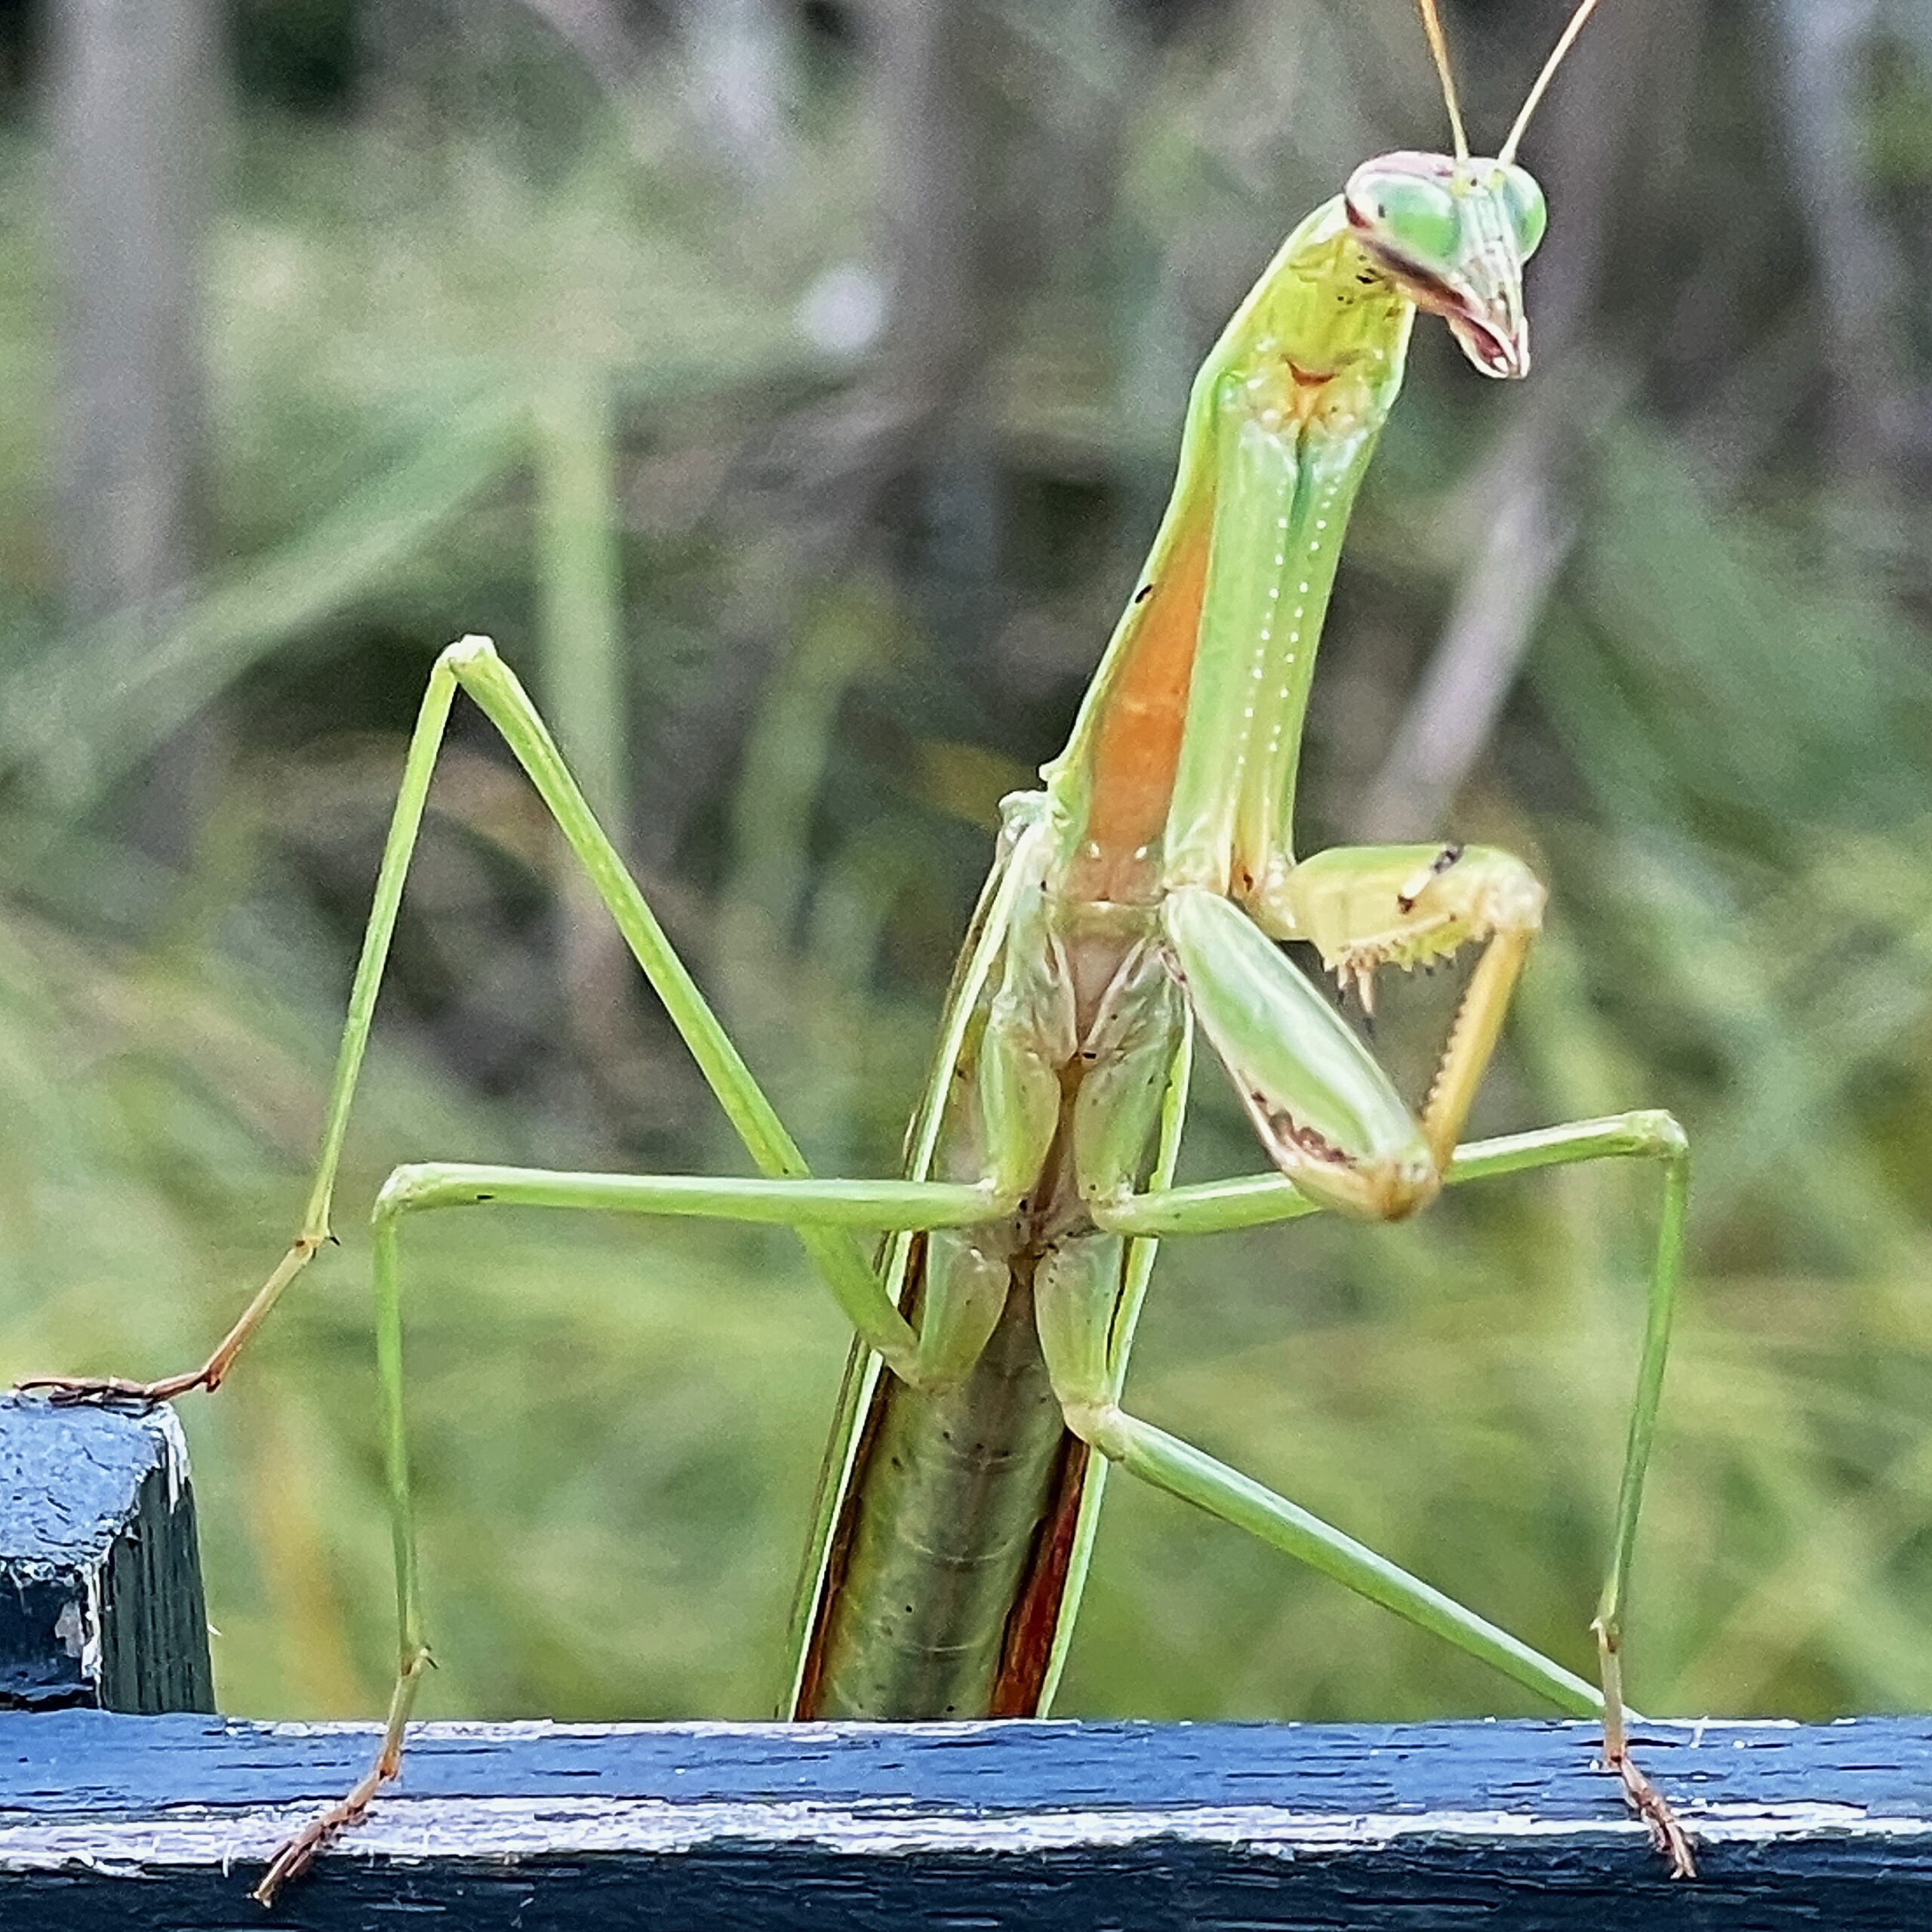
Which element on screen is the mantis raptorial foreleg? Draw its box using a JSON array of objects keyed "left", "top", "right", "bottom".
[
  {"left": 1161, "top": 839, "right": 1545, "bottom": 1226},
  {"left": 1258, "top": 841, "right": 1546, "bottom": 1167}
]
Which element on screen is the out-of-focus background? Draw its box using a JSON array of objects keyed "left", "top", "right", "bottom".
[{"left": 1, "top": 0, "right": 1930, "bottom": 1727}]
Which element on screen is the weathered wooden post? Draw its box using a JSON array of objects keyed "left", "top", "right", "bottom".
[{"left": 0, "top": 1393, "right": 213, "bottom": 1713}]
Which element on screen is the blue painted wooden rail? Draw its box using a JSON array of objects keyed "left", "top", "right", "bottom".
[
  {"left": 3, "top": 1711, "right": 1930, "bottom": 1926},
  {"left": 2, "top": 1398, "right": 1928, "bottom": 1925}
]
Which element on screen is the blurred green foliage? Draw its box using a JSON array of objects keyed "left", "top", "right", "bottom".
[{"left": 3, "top": 0, "right": 1932, "bottom": 1731}]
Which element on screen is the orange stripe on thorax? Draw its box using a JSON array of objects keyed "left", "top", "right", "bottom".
[{"left": 1070, "top": 505, "right": 1212, "bottom": 903}]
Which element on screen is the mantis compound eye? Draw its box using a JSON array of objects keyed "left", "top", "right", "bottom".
[
  {"left": 1497, "top": 164, "right": 1548, "bottom": 260},
  {"left": 1344, "top": 165, "right": 1462, "bottom": 272}
]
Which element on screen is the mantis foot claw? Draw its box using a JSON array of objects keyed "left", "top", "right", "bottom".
[
  {"left": 253, "top": 1768, "right": 384, "bottom": 1907},
  {"left": 1609, "top": 1746, "right": 1697, "bottom": 1879},
  {"left": 16, "top": 1367, "right": 216, "bottom": 1411},
  {"left": 18, "top": 1234, "right": 323, "bottom": 1413}
]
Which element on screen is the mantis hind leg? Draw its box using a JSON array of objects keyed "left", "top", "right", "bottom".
[
  {"left": 24, "top": 635, "right": 941, "bottom": 1406},
  {"left": 1055, "top": 1111, "right": 1695, "bottom": 1875}
]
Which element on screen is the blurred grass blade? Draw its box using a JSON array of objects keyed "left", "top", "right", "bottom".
[{"left": 0, "top": 389, "right": 531, "bottom": 817}]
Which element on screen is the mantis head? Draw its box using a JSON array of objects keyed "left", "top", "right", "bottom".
[
  {"left": 1363, "top": 0, "right": 1600, "bottom": 380},
  {"left": 1343, "top": 152, "right": 1546, "bottom": 380}
]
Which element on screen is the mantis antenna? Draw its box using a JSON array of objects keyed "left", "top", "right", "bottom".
[
  {"left": 1499, "top": 0, "right": 1604, "bottom": 165},
  {"left": 1412, "top": 0, "right": 1469, "bottom": 161}
]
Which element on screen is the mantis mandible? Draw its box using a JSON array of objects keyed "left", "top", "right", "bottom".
[{"left": 26, "top": 0, "right": 1698, "bottom": 1894}]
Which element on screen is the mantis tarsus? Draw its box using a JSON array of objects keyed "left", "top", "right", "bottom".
[{"left": 26, "top": 0, "right": 1699, "bottom": 1896}]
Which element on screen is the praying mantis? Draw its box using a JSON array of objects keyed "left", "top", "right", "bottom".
[{"left": 25, "top": 0, "right": 1700, "bottom": 1897}]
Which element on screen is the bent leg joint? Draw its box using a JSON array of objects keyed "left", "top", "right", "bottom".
[
  {"left": 1626, "top": 1109, "right": 1689, "bottom": 1166},
  {"left": 1060, "top": 1398, "right": 1132, "bottom": 1460}
]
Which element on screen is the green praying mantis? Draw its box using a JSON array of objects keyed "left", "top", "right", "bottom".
[{"left": 26, "top": 0, "right": 1700, "bottom": 1897}]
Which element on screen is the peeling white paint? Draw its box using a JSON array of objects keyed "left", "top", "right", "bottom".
[
  {"left": 147, "top": 1406, "right": 189, "bottom": 1512},
  {"left": 250, "top": 1715, "right": 1041, "bottom": 1749},
  {"left": 79, "top": 1561, "right": 104, "bottom": 1686},
  {"left": 51, "top": 1600, "right": 87, "bottom": 1661},
  {"left": 0, "top": 1792, "right": 1920, "bottom": 1875},
  {"left": 243, "top": 1714, "right": 1792, "bottom": 1746}
]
